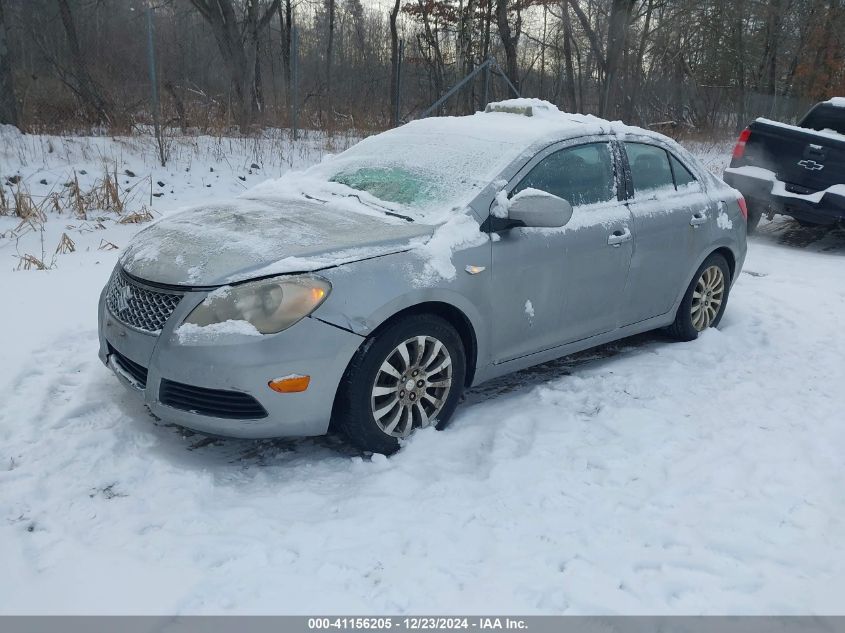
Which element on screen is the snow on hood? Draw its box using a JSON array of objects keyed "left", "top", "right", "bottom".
[{"left": 120, "top": 198, "right": 433, "bottom": 286}]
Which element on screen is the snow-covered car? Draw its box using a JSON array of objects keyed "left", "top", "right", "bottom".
[{"left": 98, "top": 99, "right": 747, "bottom": 454}]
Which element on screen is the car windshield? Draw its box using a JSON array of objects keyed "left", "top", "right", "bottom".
[
  {"left": 305, "top": 121, "right": 528, "bottom": 221},
  {"left": 330, "top": 166, "right": 440, "bottom": 207}
]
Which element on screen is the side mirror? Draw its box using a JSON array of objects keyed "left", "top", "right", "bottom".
[{"left": 508, "top": 190, "right": 573, "bottom": 228}]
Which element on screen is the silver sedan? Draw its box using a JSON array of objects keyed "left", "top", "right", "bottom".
[{"left": 98, "top": 101, "right": 747, "bottom": 454}]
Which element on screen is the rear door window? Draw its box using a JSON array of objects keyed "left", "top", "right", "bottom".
[
  {"left": 668, "top": 154, "right": 700, "bottom": 191},
  {"left": 512, "top": 143, "right": 617, "bottom": 207},
  {"left": 625, "top": 143, "right": 675, "bottom": 195}
]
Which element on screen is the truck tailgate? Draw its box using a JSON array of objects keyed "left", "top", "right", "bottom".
[{"left": 741, "top": 119, "right": 845, "bottom": 194}]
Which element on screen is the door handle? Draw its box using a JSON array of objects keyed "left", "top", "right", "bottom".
[
  {"left": 690, "top": 212, "right": 708, "bottom": 227},
  {"left": 607, "top": 228, "right": 632, "bottom": 247}
]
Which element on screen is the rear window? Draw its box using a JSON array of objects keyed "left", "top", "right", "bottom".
[{"left": 800, "top": 105, "right": 845, "bottom": 135}]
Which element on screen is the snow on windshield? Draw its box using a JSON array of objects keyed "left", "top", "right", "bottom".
[
  {"left": 306, "top": 121, "right": 525, "bottom": 219},
  {"left": 247, "top": 105, "right": 606, "bottom": 223}
]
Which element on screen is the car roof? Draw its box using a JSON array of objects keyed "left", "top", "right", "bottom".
[{"left": 398, "top": 99, "right": 660, "bottom": 155}]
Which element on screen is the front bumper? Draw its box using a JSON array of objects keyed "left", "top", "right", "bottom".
[
  {"left": 97, "top": 282, "right": 364, "bottom": 439},
  {"left": 724, "top": 167, "right": 845, "bottom": 225}
]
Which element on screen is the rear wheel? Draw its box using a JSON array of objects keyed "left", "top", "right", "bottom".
[
  {"left": 333, "top": 314, "right": 466, "bottom": 454},
  {"left": 746, "top": 201, "right": 764, "bottom": 234},
  {"left": 667, "top": 253, "right": 731, "bottom": 341}
]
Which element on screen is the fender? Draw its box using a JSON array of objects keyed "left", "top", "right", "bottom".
[{"left": 312, "top": 247, "right": 494, "bottom": 371}]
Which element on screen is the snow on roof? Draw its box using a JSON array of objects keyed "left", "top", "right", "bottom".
[
  {"left": 824, "top": 97, "right": 845, "bottom": 108},
  {"left": 484, "top": 98, "right": 560, "bottom": 116},
  {"left": 380, "top": 99, "right": 662, "bottom": 163}
]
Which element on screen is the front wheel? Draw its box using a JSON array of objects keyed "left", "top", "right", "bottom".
[
  {"left": 332, "top": 314, "right": 466, "bottom": 454},
  {"left": 667, "top": 253, "right": 731, "bottom": 341}
]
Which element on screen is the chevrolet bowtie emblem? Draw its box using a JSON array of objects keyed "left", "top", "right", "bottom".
[{"left": 798, "top": 159, "right": 824, "bottom": 171}]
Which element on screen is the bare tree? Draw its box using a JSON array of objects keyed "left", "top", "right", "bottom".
[
  {"left": 602, "top": 0, "right": 636, "bottom": 117},
  {"left": 324, "top": 0, "right": 336, "bottom": 122},
  {"left": 496, "top": 0, "right": 521, "bottom": 92},
  {"left": 0, "top": 0, "right": 18, "bottom": 126},
  {"left": 278, "top": 0, "right": 293, "bottom": 107},
  {"left": 389, "top": 0, "right": 401, "bottom": 121},
  {"left": 188, "top": 0, "right": 279, "bottom": 130},
  {"left": 55, "top": 0, "right": 112, "bottom": 124}
]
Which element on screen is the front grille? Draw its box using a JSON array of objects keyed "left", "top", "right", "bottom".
[
  {"left": 108, "top": 344, "right": 148, "bottom": 389},
  {"left": 159, "top": 379, "right": 268, "bottom": 419},
  {"left": 105, "top": 267, "right": 183, "bottom": 333}
]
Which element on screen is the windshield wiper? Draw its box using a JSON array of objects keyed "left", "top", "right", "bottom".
[
  {"left": 340, "top": 193, "right": 415, "bottom": 223},
  {"left": 302, "top": 189, "right": 415, "bottom": 223}
]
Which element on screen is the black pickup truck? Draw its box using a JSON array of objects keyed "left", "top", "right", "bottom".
[{"left": 723, "top": 99, "right": 845, "bottom": 232}]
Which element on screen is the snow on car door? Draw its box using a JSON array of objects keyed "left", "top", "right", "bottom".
[
  {"left": 491, "top": 140, "right": 633, "bottom": 363},
  {"left": 620, "top": 141, "right": 714, "bottom": 326}
]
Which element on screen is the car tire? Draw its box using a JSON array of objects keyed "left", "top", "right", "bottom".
[
  {"left": 667, "top": 253, "right": 731, "bottom": 342},
  {"left": 332, "top": 314, "right": 466, "bottom": 455},
  {"left": 746, "top": 202, "right": 763, "bottom": 234}
]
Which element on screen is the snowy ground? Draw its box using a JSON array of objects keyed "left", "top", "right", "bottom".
[{"left": 1, "top": 131, "right": 844, "bottom": 614}]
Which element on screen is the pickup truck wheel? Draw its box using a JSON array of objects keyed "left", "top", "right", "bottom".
[
  {"left": 746, "top": 203, "right": 763, "bottom": 234},
  {"left": 667, "top": 253, "right": 731, "bottom": 342},
  {"left": 332, "top": 314, "right": 466, "bottom": 455}
]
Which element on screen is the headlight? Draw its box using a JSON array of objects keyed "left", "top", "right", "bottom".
[{"left": 183, "top": 275, "right": 331, "bottom": 335}]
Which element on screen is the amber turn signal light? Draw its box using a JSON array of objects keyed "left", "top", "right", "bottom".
[{"left": 268, "top": 375, "right": 311, "bottom": 393}]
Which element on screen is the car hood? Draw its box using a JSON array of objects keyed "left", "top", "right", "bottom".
[{"left": 119, "top": 197, "right": 434, "bottom": 286}]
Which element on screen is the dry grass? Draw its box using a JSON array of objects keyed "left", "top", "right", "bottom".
[
  {"left": 1, "top": 172, "right": 152, "bottom": 225},
  {"left": 16, "top": 253, "right": 48, "bottom": 270},
  {"left": 2, "top": 170, "right": 157, "bottom": 272},
  {"left": 118, "top": 208, "right": 154, "bottom": 224},
  {"left": 98, "top": 239, "right": 119, "bottom": 251},
  {"left": 55, "top": 232, "right": 76, "bottom": 255}
]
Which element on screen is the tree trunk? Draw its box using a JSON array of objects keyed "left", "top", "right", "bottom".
[
  {"left": 0, "top": 0, "right": 19, "bottom": 126},
  {"left": 625, "top": 0, "right": 653, "bottom": 122},
  {"left": 325, "top": 0, "right": 336, "bottom": 122},
  {"left": 56, "top": 0, "right": 111, "bottom": 124},
  {"left": 561, "top": 4, "right": 577, "bottom": 112},
  {"left": 460, "top": 0, "right": 476, "bottom": 113},
  {"left": 188, "top": 0, "right": 278, "bottom": 131},
  {"left": 389, "top": 0, "right": 401, "bottom": 123},
  {"left": 733, "top": 0, "right": 747, "bottom": 130},
  {"left": 278, "top": 0, "right": 292, "bottom": 107},
  {"left": 601, "top": 0, "right": 635, "bottom": 118},
  {"left": 495, "top": 0, "right": 520, "bottom": 93}
]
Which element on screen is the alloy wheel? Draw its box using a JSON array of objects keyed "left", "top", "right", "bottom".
[
  {"left": 370, "top": 335, "right": 453, "bottom": 437},
  {"left": 691, "top": 265, "right": 725, "bottom": 331}
]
